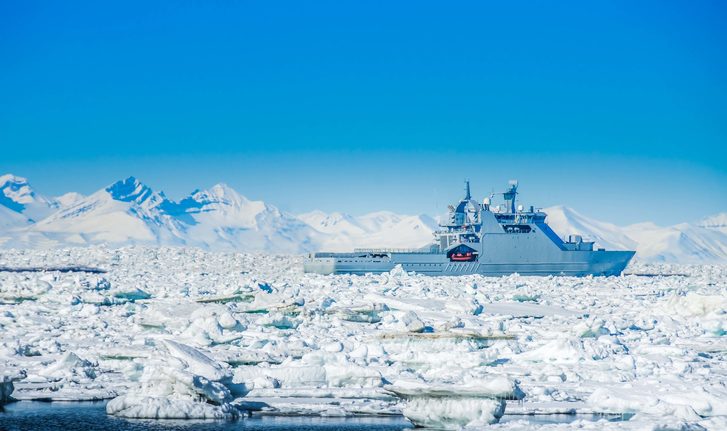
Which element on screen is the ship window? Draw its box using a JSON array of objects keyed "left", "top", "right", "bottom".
[{"left": 502, "top": 224, "right": 532, "bottom": 234}]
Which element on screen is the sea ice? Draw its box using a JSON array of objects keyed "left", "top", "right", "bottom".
[{"left": 0, "top": 248, "right": 724, "bottom": 429}]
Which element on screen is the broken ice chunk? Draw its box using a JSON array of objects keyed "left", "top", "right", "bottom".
[
  {"left": 1, "top": 371, "right": 25, "bottom": 405},
  {"left": 400, "top": 311, "right": 426, "bottom": 333},
  {"left": 38, "top": 351, "right": 97, "bottom": 381},
  {"left": 112, "top": 287, "right": 151, "bottom": 302},
  {"left": 387, "top": 377, "right": 522, "bottom": 429},
  {"left": 106, "top": 339, "right": 248, "bottom": 419},
  {"left": 329, "top": 303, "right": 388, "bottom": 323}
]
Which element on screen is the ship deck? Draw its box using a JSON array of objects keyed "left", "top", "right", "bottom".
[{"left": 353, "top": 248, "right": 438, "bottom": 254}]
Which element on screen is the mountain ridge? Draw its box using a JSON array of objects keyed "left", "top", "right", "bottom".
[{"left": 0, "top": 173, "right": 725, "bottom": 263}]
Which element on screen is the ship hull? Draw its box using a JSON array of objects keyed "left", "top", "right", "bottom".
[{"left": 304, "top": 250, "right": 635, "bottom": 277}]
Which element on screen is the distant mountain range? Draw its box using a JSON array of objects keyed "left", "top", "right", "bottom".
[{"left": 1, "top": 173, "right": 725, "bottom": 263}]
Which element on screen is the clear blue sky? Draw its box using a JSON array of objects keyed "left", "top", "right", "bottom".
[{"left": 1, "top": 1, "right": 725, "bottom": 225}]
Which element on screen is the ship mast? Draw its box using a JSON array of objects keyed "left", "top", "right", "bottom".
[{"left": 503, "top": 180, "right": 518, "bottom": 213}]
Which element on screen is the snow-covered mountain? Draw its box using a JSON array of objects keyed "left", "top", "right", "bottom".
[
  {"left": 699, "top": 213, "right": 727, "bottom": 235},
  {"left": 19, "top": 177, "right": 187, "bottom": 246},
  {"left": 299, "top": 210, "right": 438, "bottom": 251},
  {"left": 624, "top": 222, "right": 727, "bottom": 263},
  {"left": 0, "top": 174, "right": 439, "bottom": 253},
  {"left": 1, "top": 177, "right": 319, "bottom": 252},
  {"left": 298, "top": 211, "right": 368, "bottom": 238},
  {"left": 0, "top": 204, "right": 31, "bottom": 230},
  {"left": 0, "top": 174, "right": 59, "bottom": 222},
  {"left": 54, "top": 192, "right": 86, "bottom": 208},
  {"left": 544, "top": 206, "right": 637, "bottom": 251},
  {"left": 544, "top": 206, "right": 727, "bottom": 264},
  {"left": 0, "top": 175, "right": 88, "bottom": 228},
  {"left": 0, "top": 173, "right": 725, "bottom": 262},
  {"left": 172, "top": 183, "right": 321, "bottom": 253}
]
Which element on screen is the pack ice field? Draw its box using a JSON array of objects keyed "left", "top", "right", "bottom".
[{"left": 1, "top": 247, "right": 725, "bottom": 430}]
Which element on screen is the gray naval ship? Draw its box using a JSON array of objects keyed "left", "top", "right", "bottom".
[{"left": 304, "top": 181, "right": 635, "bottom": 276}]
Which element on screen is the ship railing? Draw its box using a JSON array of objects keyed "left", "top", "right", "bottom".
[{"left": 353, "top": 248, "right": 439, "bottom": 254}]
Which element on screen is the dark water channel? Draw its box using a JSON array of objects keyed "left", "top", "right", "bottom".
[{"left": 2, "top": 401, "right": 410, "bottom": 431}]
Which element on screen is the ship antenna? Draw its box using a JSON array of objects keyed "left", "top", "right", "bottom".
[{"left": 464, "top": 180, "right": 471, "bottom": 200}]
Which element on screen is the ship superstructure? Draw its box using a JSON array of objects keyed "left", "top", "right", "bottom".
[{"left": 304, "top": 181, "right": 635, "bottom": 276}]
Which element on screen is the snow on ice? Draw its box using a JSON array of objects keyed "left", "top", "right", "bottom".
[{"left": 0, "top": 247, "right": 725, "bottom": 429}]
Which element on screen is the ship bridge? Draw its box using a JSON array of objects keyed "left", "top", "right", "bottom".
[{"left": 434, "top": 180, "right": 553, "bottom": 251}]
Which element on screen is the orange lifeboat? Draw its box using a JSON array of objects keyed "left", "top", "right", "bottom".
[{"left": 450, "top": 252, "right": 474, "bottom": 262}]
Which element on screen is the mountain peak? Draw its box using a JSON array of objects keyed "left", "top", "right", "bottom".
[
  {"left": 190, "top": 183, "right": 250, "bottom": 208},
  {"left": 55, "top": 192, "right": 85, "bottom": 208},
  {"left": 105, "top": 177, "right": 154, "bottom": 204},
  {"left": 699, "top": 212, "right": 727, "bottom": 234},
  {"left": 699, "top": 212, "right": 727, "bottom": 227},
  {"left": 0, "top": 173, "right": 29, "bottom": 186},
  {"left": 208, "top": 183, "right": 240, "bottom": 198},
  {"left": 1, "top": 173, "right": 35, "bottom": 205},
  {"left": 543, "top": 205, "right": 576, "bottom": 216},
  {"left": 0, "top": 173, "right": 57, "bottom": 221}
]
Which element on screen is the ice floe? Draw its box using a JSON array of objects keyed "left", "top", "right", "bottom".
[
  {"left": 106, "top": 339, "right": 247, "bottom": 419},
  {"left": 388, "top": 377, "right": 522, "bottom": 429},
  {"left": 0, "top": 247, "right": 725, "bottom": 429}
]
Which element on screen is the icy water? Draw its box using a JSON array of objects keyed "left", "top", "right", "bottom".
[
  {"left": 0, "top": 401, "right": 632, "bottom": 430},
  {"left": 0, "top": 402, "right": 413, "bottom": 431}
]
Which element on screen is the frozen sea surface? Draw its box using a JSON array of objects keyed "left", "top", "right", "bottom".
[{"left": 1, "top": 247, "right": 726, "bottom": 429}]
